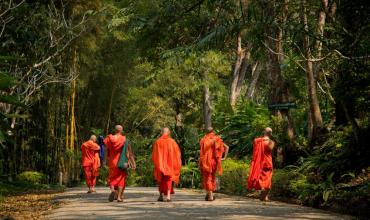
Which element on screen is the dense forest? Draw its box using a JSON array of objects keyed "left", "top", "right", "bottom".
[{"left": 0, "top": 0, "right": 369, "bottom": 216}]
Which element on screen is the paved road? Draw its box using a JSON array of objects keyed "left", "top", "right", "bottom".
[{"left": 47, "top": 187, "right": 352, "bottom": 220}]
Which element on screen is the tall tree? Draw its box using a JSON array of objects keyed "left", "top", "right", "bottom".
[{"left": 301, "top": 0, "right": 324, "bottom": 144}]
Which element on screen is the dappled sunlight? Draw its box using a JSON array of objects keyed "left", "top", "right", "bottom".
[{"left": 47, "top": 187, "right": 352, "bottom": 220}]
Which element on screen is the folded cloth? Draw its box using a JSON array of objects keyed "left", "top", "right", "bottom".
[{"left": 117, "top": 139, "right": 129, "bottom": 170}]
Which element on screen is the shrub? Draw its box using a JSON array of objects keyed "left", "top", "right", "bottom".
[
  {"left": 129, "top": 154, "right": 156, "bottom": 187},
  {"left": 219, "top": 159, "right": 249, "bottom": 195},
  {"left": 271, "top": 169, "right": 299, "bottom": 197},
  {"left": 16, "top": 171, "right": 46, "bottom": 184},
  {"left": 96, "top": 166, "right": 109, "bottom": 185},
  {"left": 213, "top": 101, "right": 270, "bottom": 157},
  {"left": 180, "top": 162, "right": 201, "bottom": 188}
]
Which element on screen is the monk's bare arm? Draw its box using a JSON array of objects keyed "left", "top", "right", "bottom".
[
  {"left": 222, "top": 144, "right": 230, "bottom": 160},
  {"left": 268, "top": 141, "right": 275, "bottom": 150}
]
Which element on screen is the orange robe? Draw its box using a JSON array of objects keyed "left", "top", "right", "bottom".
[
  {"left": 152, "top": 134, "right": 182, "bottom": 195},
  {"left": 199, "top": 132, "right": 225, "bottom": 191},
  {"left": 104, "top": 134, "right": 127, "bottom": 188},
  {"left": 247, "top": 137, "right": 273, "bottom": 190},
  {"left": 81, "top": 140, "right": 100, "bottom": 187}
]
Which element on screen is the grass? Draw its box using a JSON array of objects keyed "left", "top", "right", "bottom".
[{"left": 0, "top": 180, "right": 65, "bottom": 202}]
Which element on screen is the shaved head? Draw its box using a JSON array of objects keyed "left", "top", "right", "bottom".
[
  {"left": 115, "top": 125, "right": 123, "bottom": 133},
  {"left": 90, "top": 135, "right": 97, "bottom": 142},
  {"left": 263, "top": 127, "right": 272, "bottom": 136},
  {"left": 206, "top": 127, "right": 214, "bottom": 133},
  {"left": 161, "top": 127, "right": 171, "bottom": 135}
]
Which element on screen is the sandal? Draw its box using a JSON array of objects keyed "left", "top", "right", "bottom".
[
  {"left": 164, "top": 198, "right": 171, "bottom": 202},
  {"left": 108, "top": 192, "right": 115, "bottom": 202},
  {"left": 157, "top": 195, "right": 164, "bottom": 202}
]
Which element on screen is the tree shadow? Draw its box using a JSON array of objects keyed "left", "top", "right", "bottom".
[{"left": 49, "top": 187, "right": 352, "bottom": 220}]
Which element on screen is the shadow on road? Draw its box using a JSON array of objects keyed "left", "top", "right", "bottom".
[{"left": 48, "top": 187, "right": 353, "bottom": 220}]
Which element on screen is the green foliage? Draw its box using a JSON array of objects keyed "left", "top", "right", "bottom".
[
  {"left": 272, "top": 168, "right": 334, "bottom": 206},
  {"left": 16, "top": 171, "right": 47, "bottom": 184},
  {"left": 219, "top": 159, "right": 249, "bottom": 194},
  {"left": 0, "top": 0, "right": 369, "bottom": 217},
  {"left": 271, "top": 169, "right": 301, "bottom": 197},
  {"left": 128, "top": 157, "right": 155, "bottom": 187},
  {"left": 0, "top": 180, "right": 65, "bottom": 200},
  {"left": 179, "top": 162, "right": 201, "bottom": 188},
  {"left": 272, "top": 161, "right": 369, "bottom": 215},
  {"left": 214, "top": 101, "right": 270, "bottom": 156},
  {"left": 128, "top": 134, "right": 156, "bottom": 187},
  {"left": 297, "top": 126, "right": 368, "bottom": 180},
  {"left": 0, "top": 72, "right": 25, "bottom": 146},
  {"left": 331, "top": 182, "right": 370, "bottom": 217},
  {"left": 174, "top": 126, "right": 200, "bottom": 162},
  {"left": 96, "top": 166, "right": 109, "bottom": 185}
]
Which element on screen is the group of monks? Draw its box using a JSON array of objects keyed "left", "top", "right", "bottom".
[{"left": 80, "top": 125, "right": 275, "bottom": 203}]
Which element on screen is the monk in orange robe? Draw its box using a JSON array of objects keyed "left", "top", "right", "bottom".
[
  {"left": 152, "top": 127, "right": 182, "bottom": 202},
  {"left": 104, "top": 125, "right": 135, "bottom": 202},
  {"left": 81, "top": 135, "right": 100, "bottom": 193},
  {"left": 247, "top": 127, "right": 275, "bottom": 201},
  {"left": 199, "top": 127, "right": 229, "bottom": 201}
]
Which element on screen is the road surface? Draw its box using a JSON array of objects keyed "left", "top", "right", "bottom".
[{"left": 47, "top": 187, "right": 352, "bottom": 220}]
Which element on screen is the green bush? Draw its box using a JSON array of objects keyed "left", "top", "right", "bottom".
[
  {"left": 180, "top": 162, "right": 201, "bottom": 188},
  {"left": 16, "top": 171, "right": 46, "bottom": 184},
  {"left": 129, "top": 154, "right": 156, "bottom": 187},
  {"left": 213, "top": 101, "right": 270, "bottom": 156},
  {"left": 331, "top": 182, "right": 370, "bottom": 217},
  {"left": 96, "top": 165, "right": 109, "bottom": 185},
  {"left": 272, "top": 168, "right": 328, "bottom": 206},
  {"left": 219, "top": 159, "right": 249, "bottom": 194},
  {"left": 271, "top": 169, "right": 299, "bottom": 197}
]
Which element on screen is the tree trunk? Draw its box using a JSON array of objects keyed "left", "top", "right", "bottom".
[
  {"left": 314, "top": 0, "right": 337, "bottom": 103},
  {"left": 203, "top": 72, "right": 212, "bottom": 130},
  {"left": 313, "top": 0, "right": 327, "bottom": 81},
  {"left": 264, "top": 0, "right": 297, "bottom": 165},
  {"left": 245, "top": 61, "right": 260, "bottom": 101},
  {"left": 203, "top": 86, "right": 212, "bottom": 129},
  {"left": 301, "top": 0, "right": 324, "bottom": 144},
  {"left": 105, "top": 83, "right": 115, "bottom": 134},
  {"left": 230, "top": 34, "right": 248, "bottom": 108}
]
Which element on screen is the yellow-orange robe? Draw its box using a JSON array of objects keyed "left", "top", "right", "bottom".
[
  {"left": 247, "top": 137, "right": 273, "bottom": 190},
  {"left": 81, "top": 140, "right": 100, "bottom": 187},
  {"left": 199, "top": 132, "right": 225, "bottom": 191},
  {"left": 104, "top": 134, "right": 127, "bottom": 188},
  {"left": 152, "top": 134, "right": 182, "bottom": 195}
]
